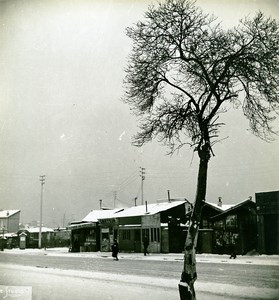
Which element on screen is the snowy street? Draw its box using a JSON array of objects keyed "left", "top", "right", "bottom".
[{"left": 0, "top": 249, "right": 278, "bottom": 299}]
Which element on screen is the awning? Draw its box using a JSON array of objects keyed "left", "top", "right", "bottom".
[{"left": 67, "top": 222, "right": 96, "bottom": 230}]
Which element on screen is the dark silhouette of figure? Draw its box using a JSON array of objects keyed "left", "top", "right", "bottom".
[
  {"left": 143, "top": 236, "right": 149, "bottom": 256},
  {"left": 111, "top": 239, "right": 119, "bottom": 261},
  {"left": 229, "top": 244, "right": 237, "bottom": 259},
  {"left": 229, "top": 235, "right": 237, "bottom": 259}
]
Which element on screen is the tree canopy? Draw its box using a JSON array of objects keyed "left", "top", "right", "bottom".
[
  {"left": 124, "top": 0, "right": 279, "bottom": 156},
  {"left": 124, "top": 2, "right": 279, "bottom": 298}
]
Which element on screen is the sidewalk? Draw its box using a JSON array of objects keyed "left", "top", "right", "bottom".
[{"left": 3, "top": 247, "right": 279, "bottom": 266}]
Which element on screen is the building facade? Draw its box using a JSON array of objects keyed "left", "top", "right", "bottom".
[
  {"left": 211, "top": 199, "right": 257, "bottom": 255},
  {"left": 0, "top": 210, "right": 20, "bottom": 234},
  {"left": 256, "top": 191, "right": 279, "bottom": 254},
  {"left": 68, "top": 199, "right": 192, "bottom": 254}
]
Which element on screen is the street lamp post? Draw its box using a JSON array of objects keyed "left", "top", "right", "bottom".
[{"left": 39, "top": 175, "right": 46, "bottom": 249}]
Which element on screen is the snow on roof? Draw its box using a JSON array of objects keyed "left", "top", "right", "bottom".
[
  {"left": 156, "top": 197, "right": 190, "bottom": 203},
  {"left": 206, "top": 202, "right": 234, "bottom": 211},
  {"left": 82, "top": 208, "right": 124, "bottom": 222},
  {"left": 207, "top": 198, "right": 255, "bottom": 214},
  {"left": 114, "top": 200, "right": 187, "bottom": 218},
  {"left": 27, "top": 227, "right": 54, "bottom": 233},
  {"left": 4, "top": 232, "right": 18, "bottom": 238},
  {"left": 0, "top": 210, "right": 20, "bottom": 218}
]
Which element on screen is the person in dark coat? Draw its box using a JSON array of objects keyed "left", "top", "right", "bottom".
[
  {"left": 111, "top": 239, "right": 119, "bottom": 261},
  {"left": 143, "top": 236, "right": 149, "bottom": 256},
  {"left": 229, "top": 234, "right": 237, "bottom": 259}
]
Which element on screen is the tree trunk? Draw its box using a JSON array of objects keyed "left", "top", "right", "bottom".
[{"left": 179, "top": 144, "right": 210, "bottom": 300}]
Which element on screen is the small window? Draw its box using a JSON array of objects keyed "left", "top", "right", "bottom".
[
  {"left": 226, "top": 215, "right": 237, "bottom": 229},
  {"left": 122, "top": 230, "right": 131, "bottom": 240},
  {"left": 150, "top": 228, "right": 160, "bottom": 242},
  {"left": 214, "top": 220, "right": 224, "bottom": 229}
]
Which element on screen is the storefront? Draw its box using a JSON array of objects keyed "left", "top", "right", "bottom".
[
  {"left": 211, "top": 199, "right": 257, "bottom": 255},
  {"left": 68, "top": 222, "right": 99, "bottom": 252},
  {"left": 99, "top": 218, "right": 118, "bottom": 252}
]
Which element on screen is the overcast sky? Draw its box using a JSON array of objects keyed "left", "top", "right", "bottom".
[{"left": 0, "top": 0, "right": 278, "bottom": 227}]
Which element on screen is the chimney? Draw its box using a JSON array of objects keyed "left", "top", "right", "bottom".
[
  {"left": 99, "top": 199, "right": 102, "bottom": 209},
  {"left": 248, "top": 196, "right": 252, "bottom": 200},
  {"left": 6, "top": 211, "right": 9, "bottom": 216},
  {"left": 217, "top": 197, "right": 222, "bottom": 207},
  {"left": 167, "top": 190, "right": 171, "bottom": 203},
  {"left": 145, "top": 201, "right": 148, "bottom": 213}
]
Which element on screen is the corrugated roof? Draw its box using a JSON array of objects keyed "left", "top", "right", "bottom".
[
  {"left": 114, "top": 200, "right": 187, "bottom": 218},
  {"left": 0, "top": 210, "right": 20, "bottom": 218},
  {"left": 82, "top": 208, "right": 124, "bottom": 222}
]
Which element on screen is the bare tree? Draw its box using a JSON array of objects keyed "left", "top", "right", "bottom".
[{"left": 123, "top": 0, "right": 279, "bottom": 299}]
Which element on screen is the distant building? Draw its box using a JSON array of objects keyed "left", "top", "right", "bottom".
[
  {"left": 0, "top": 210, "right": 20, "bottom": 233},
  {"left": 19, "top": 227, "right": 55, "bottom": 248},
  {"left": 256, "top": 190, "right": 279, "bottom": 254},
  {"left": 68, "top": 208, "right": 123, "bottom": 252}
]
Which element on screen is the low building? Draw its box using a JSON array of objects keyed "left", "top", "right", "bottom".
[
  {"left": 22, "top": 227, "right": 55, "bottom": 248},
  {"left": 0, "top": 210, "right": 20, "bottom": 233},
  {"left": 196, "top": 199, "right": 232, "bottom": 253},
  {"left": 67, "top": 208, "right": 123, "bottom": 252},
  {"left": 52, "top": 228, "right": 71, "bottom": 247},
  {"left": 100, "top": 199, "right": 192, "bottom": 253},
  {"left": 256, "top": 190, "right": 279, "bottom": 254},
  {"left": 0, "top": 210, "right": 20, "bottom": 249},
  {"left": 67, "top": 199, "right": 192, "bottom": 253},
  {"left": 211, "top": 198, "right": 257, "bottom": 255}
]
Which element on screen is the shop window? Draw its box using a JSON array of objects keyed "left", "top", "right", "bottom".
[
  {"left": 134, "top": 229, "right": 141, "bottom": 241},
  {"left": 226, "top": 215, "right": 237, "bottom": 229},
  {"left": 214, "top": 220, "right": 224, "bottom": 229},
  {"left": 202, "top": 219, "right": 209, "bottom": 228},
  {"left": 122, "top": 230, "right": 131, "bottom": 240},
  {"left": 151, "top": 228, "right": 160, "bottom": 242}
]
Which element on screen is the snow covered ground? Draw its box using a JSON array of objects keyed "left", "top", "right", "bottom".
[
  {"left": 5, "top": 247, "right": 279, "bottom": 266},
  {"left": 1, "top": 262, "right": 278, "bottom": 300},
  {"left": 1, "top": 248, "right": 278, "bottom": 299}
]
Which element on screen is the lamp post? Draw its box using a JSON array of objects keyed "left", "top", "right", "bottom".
[{"left": 39, "top": 175, "right": 46, "bottom": 249}]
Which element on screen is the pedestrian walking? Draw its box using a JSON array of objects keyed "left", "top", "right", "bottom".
[
  {"left": 229, "top": 234, "right": 237, "bottom": 259},
  {"left": 143, "top": 236, "right": 149, "bottom": 256},
  {"left": 111, "top": 239, "right": 119, "bottom": 261}
]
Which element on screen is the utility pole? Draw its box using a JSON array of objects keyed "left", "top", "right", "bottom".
[
  {"left": 140, "top": 167, "right": 145, "bottom": 205},
  {"left": 62, "top": 213, "right": 66, "bottom": 228},
  {"left": 113, "top": 191, "right": 117, "bottom": 208},
  {"left": 39, "top": 175, "right": 46, "bottom": 249}
]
